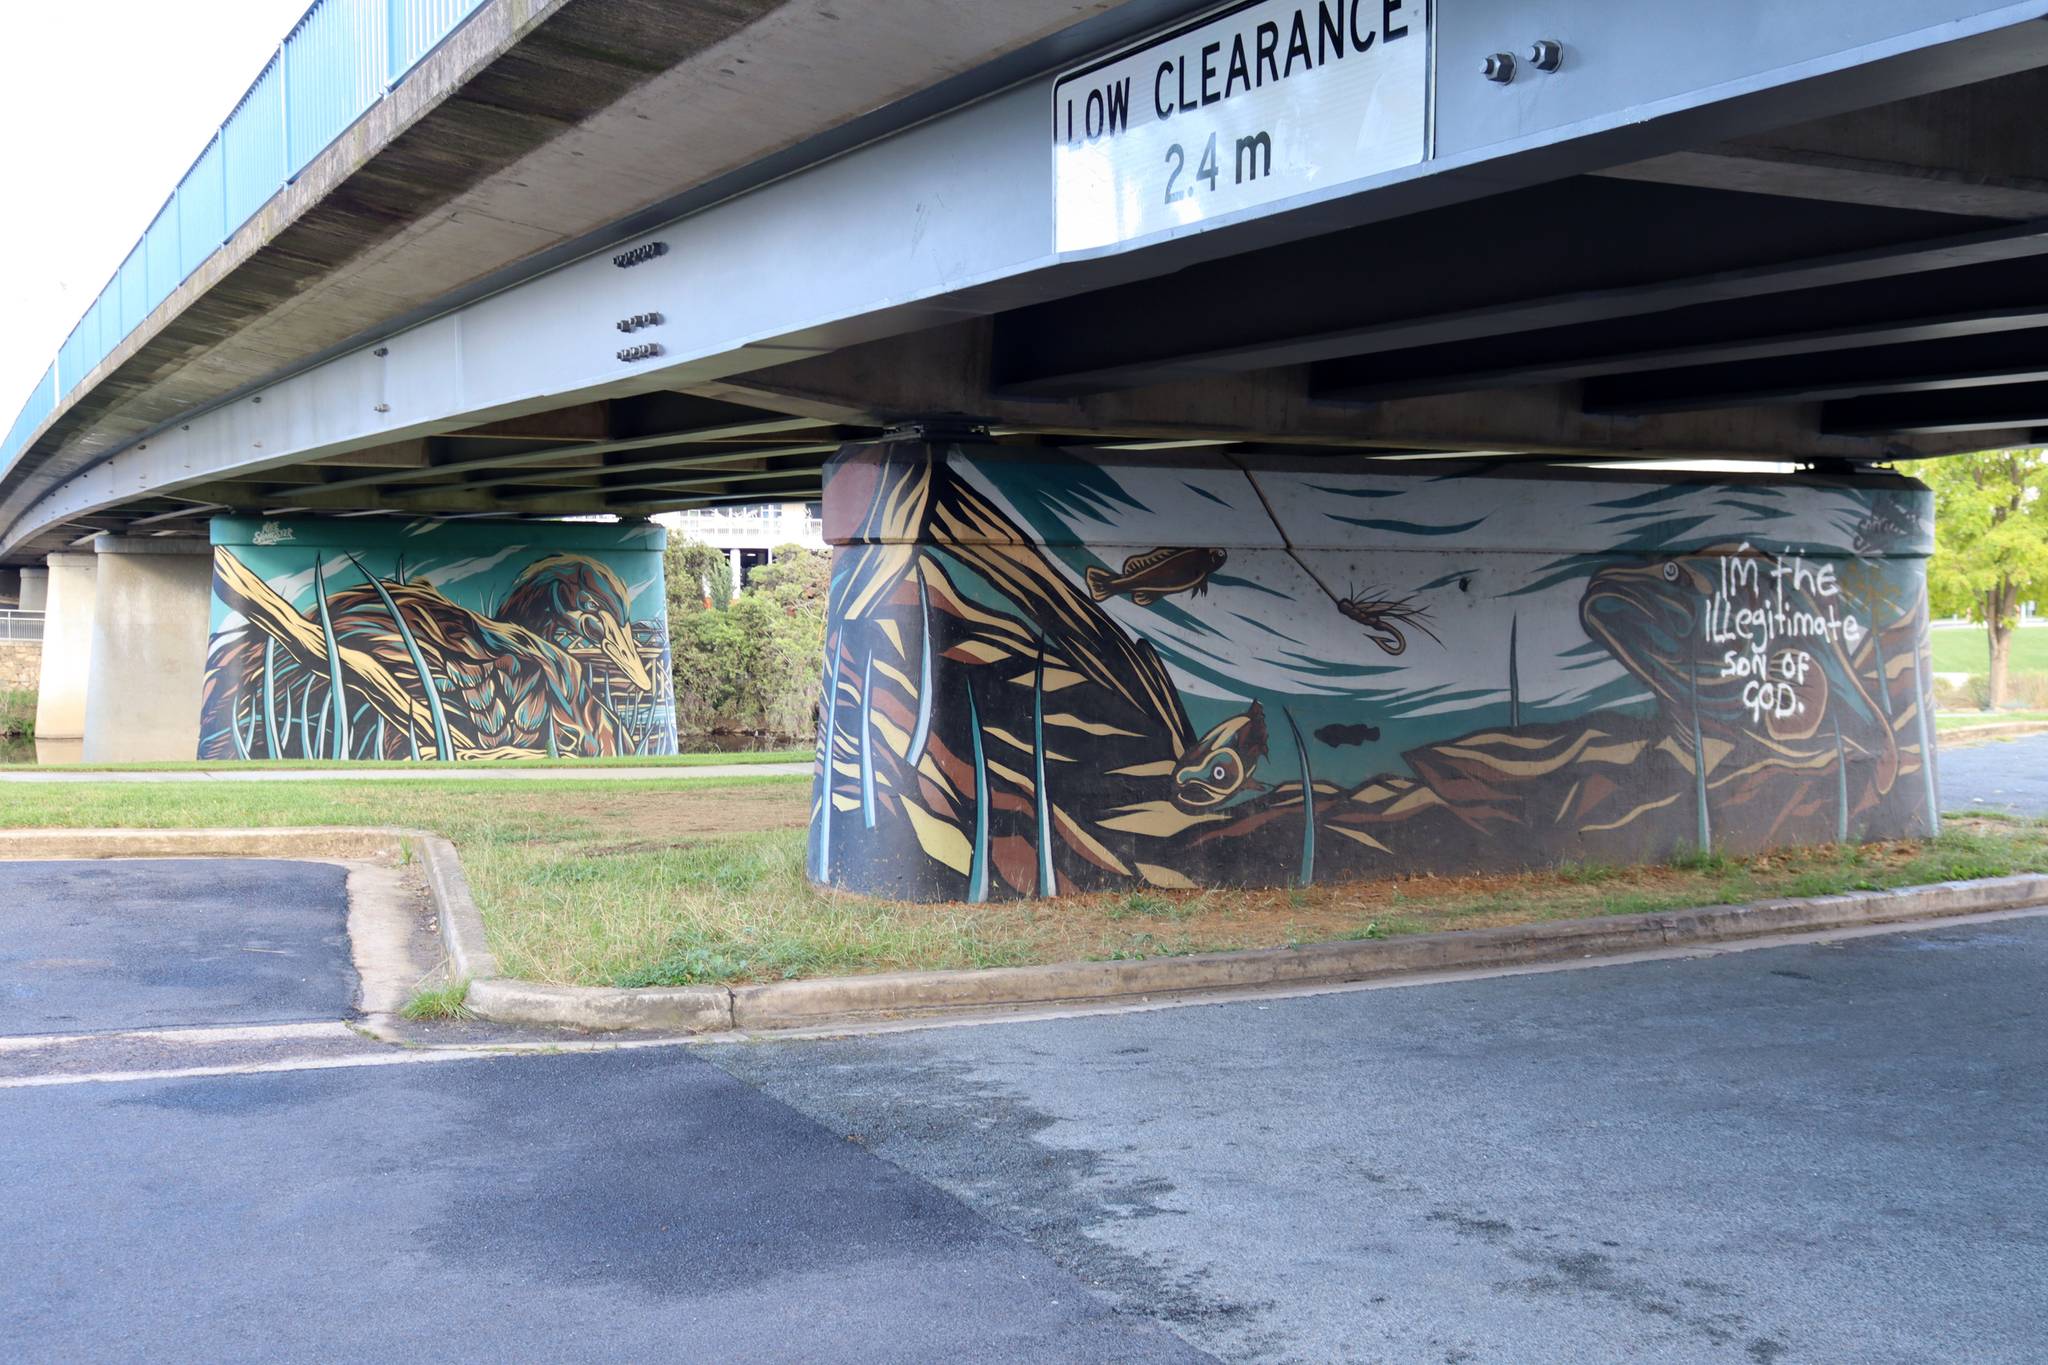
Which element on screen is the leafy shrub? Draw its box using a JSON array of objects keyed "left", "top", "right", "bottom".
[{"left": 665, "top": 539, "right": 827, "bottom": 739}]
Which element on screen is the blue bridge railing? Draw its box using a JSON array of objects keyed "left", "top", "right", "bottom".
[{"left": 0, "top": 0, "right": 489, "bottom": 475}]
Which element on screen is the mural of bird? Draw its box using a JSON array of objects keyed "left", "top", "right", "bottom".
[{"left": 200, "top": 550, "right": 673, "bottom": 760}]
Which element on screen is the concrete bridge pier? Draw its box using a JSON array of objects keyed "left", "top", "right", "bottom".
[
  {"left": 78, "top": 538, "right": 214, "bottom": 764},
  {"left": 31, "top": 552, "right": 100, "bottom": 763},
  {"left": 17, "top": 567, "right": 47, "bottom": 613},
  {"left": 810, "top": 441, "right": 1940, "bottom": 901}
]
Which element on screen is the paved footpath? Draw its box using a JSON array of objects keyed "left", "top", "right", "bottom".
[
  {"left": 0, "top": 761, "right": 810, "bottom": 783},
  {"left": 0, "top": 860, "right": 353, "bottom": 1036},
  {"left": 1939, "top": 731, "right": 2048, "bottom": 816}
]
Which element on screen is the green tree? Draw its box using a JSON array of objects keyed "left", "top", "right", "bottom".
[
  {"left": 746, "top": 543, "right": 831, "bottom": 612},
  {"left": 662, "top": 538, "right": 831, "bottom": 740},
  {"left": 1909, "top": 449, "right": 2048, "bottom": 710},
  {"left": 726, "top": 545, "right": 830, "bottom": 735},
  {"left": 664, "top": 537, "right": 732, "bottom": 613},
  {"left": 666, "top": 606, "right": 741, "bottom": 735}
]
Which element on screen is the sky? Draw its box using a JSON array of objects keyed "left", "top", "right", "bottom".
[{"left": 0, "top": 0, "right": 311, "bottom": 415}]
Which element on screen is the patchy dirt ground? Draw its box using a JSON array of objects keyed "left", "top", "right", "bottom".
[
  {"left": 523, "top": 787, "right": 2045, "bottom": 980},
  {"left": 843, "top": 816, "right": 2048, "bottom": 973},
  {"left": 548, "top": 789, "right": 812, "bottom": 848}
]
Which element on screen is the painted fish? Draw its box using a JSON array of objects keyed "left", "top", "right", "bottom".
[
  {"left": 1316, "top": 721, "right": 1381, "bottom": 748},
  {"left": 1172, "top": 701, "right": 1268, "bottom": 811},
  {"left": 1085, "top": 547, "right": 1227, "bottom": 606}
]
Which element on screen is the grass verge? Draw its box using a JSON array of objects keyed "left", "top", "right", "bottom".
[
  {"left": 402, "top": 978, "right": 473, "bottom": 1021},
  {"left": 1, "top": 777, "right": 2041, "bottom": 990},
  {"left": 1930, "top": 626, "right": 2048, "bottom": 676},
  {"left": 0, "top": 748, "right": 807, "bottom": 773}
]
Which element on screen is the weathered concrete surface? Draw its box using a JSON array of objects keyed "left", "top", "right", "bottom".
[
  {"left": 716, "top": 913, "right": 2048, "bottom": 1363},
  {"left": 0, "top": 642, "right": 37, "bottom": 692},
  {"left": 14, "top": 566, "right": 44, "bottom": 612},
  {"left": 79, "top": 537, "right": 211, "bottom": 763},
  {"left": 0, "top": 859, "right": 354, "bottom": 1035},
  {"left": 31, "top": 552, "right": 95, "bottom": 745}
]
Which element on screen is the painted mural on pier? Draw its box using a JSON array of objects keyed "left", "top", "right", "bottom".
[
  {"left": 199, "top": 517, "right": 675, "bottom": 760},
  {"left": 810, "top": 443, "right": 1937, "bottom": 901}
]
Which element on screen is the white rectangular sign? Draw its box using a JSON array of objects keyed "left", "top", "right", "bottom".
[{"left": 1052, "top": 0, "right": 1430, "bottom": 252}]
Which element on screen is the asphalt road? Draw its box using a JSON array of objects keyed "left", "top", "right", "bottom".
[
  {"left": 715, "top": 914, "right": 2048, "bottom": 1363},
  {"left": 3, "top": 912, "right": 2042, "bottom": 1360},
  {"left": 0, "top": 1048, "right": 1201, "bottom": 1362},
  {"left": 0, "top": 859, "right": 353, "bottom": 1035},
  {"left": 1939, "top": 731, "right": 2048, "bottom": 816}
]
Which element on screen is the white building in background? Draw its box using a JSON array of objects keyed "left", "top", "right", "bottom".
[{"left": 655, "top": 502, "right": 825, "bottom": 595}]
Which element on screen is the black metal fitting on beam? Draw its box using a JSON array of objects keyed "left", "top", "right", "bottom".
[
  {"left": 881, "top": 418, "right": 991, "bottom": 444},
  {"left": 611, "top": 241, "right": 668, "bottom": 269}
]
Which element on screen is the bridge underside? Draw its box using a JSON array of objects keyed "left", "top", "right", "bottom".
[
  {"left": 28, "top": 73, "right": 2048, "bottom": 548},
  {"left": 19, "top": 47, "right": 2048, "bottom": 557}
]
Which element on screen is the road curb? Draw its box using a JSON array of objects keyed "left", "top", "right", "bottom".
[
  {"left": 721, "top": 873, "right": 2048, "bottom": 1029},
  {"left": 9, "top": 826, "right": 2046, "bottom": 1035},
  {"left": 416, "top": 834, "right": 732, "bottom": 1033}
]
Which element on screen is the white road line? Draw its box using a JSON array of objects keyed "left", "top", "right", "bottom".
[
  {"left": 0, "top": 1029, "right": 728, "bottom": 1087},
  {"left": 0, "top": 1020, "right": 356, "bottom": 1053},
  {"left": 0, "top": 1045, "right": 516, "bottom": 1089}
]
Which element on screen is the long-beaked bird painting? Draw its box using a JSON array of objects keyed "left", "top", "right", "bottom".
[
  {"left": 198, "top": 518, "right": 676, "bottom": 761},
  {"left": 809, "top": 443, "right": 1940, "bottom": 902}
]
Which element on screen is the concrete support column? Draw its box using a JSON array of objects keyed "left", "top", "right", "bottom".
[
  {"left": 18, "top": 566, "right": 48, "bottom": 613},
  {"left": 80, "top": 537, "right": 214, "bottom": 764},
  {"left": 811, "top": 441, "right": 1937, "bottom": 900},
  {"left": 32, "top": 553, "right": 99, "bottom": 761}
]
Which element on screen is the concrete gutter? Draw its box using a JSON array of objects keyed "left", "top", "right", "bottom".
[{"left": 8, "top": 825, "right": 2046, "bottom": 1035}]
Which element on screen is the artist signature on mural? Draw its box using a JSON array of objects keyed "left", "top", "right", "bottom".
[{"left": 251, "top": 521, "right": 296, "bottom": 546}]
